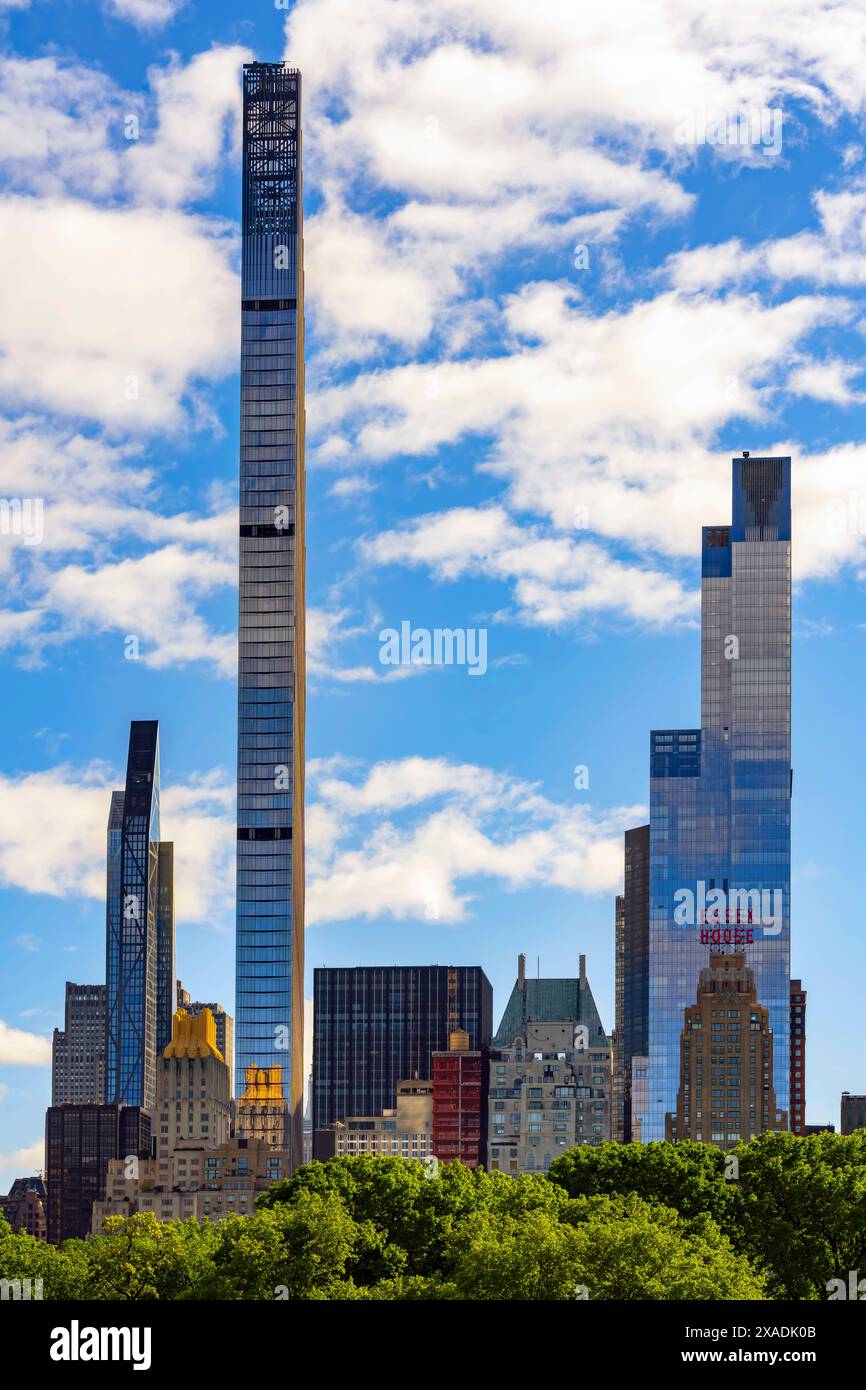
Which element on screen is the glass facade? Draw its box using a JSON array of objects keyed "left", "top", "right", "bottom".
[
  {"left": 313, "top": 966, "right": 493, "bottom": 1131},
  {"left": 45, "top": 1104, "right": 151, "bottom": 1244},
  {"left": 640, "top": 457, "right": 791, "bottom": 1144},
  {"left": 156, "top": 842, "right": 175, "bottom": 1057},
  {"left": 235, "top": 63, "right": 306, "bottom": 1163},
  {"left": 105, "top": 720, "right": 173, "bottom": 1110},
  {"left": 614, "top": 824, "right": 649, "bottom": 1142}
]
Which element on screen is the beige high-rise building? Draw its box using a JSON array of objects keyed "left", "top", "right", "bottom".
[
  {"left": 487, "top": 955, "right": 613, "bottom": 1176},
  {"left": 156, "top": 1008, "right": 231, "bottom": 1156},
  {"left": 488, "top": 1020, "right": 612, "bottom": 1175},
  {"left": 92, "top": 1008, "right": 287, "bottom": 1231},
  {"left": 175, "top": 983, "right": 234, "bottom": 1096},
  {"left": 666, "top": 953, "right": 787, "bottom": 1149},
  {"left": 52, "top": 983, "right": 107, "bottom": 1106}
]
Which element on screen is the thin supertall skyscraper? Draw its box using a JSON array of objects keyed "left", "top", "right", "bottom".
[
  {"left": 235, "top": 62, "right": 306, "bottom": 1163},
  {"left": 638, "top": 456, "right": 792, "bottom": 1146},
  {"left": 105, "top": 719, "right": 175, "bottom": 1109}
]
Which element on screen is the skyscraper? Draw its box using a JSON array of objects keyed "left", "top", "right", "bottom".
[
  {"left": 105, "top": 720, "right": 175, "bottom": 1110},
  {"left": 92, "top": 1009, "right": 282, "bottom": 1233},
  {"left": 666, "top": 953, "right": 785, "bottom": 1147},
  {"left": 639, "top": 456, "right": 791, "bottom": 1144},
  {"left": 156, "top": 843, "right": 175, "bottom": 1057},
  {"left": 235, "top": 62, "right": 306, "bottom": 1165},
  {"left": 45, "top": 1103, "right": 151, "bottom": 1244},
  {"left": 157, "top": 1008, "right": 232, "bottom": 1155},
  {"left": 52, "top": 983, "right": 107, "bottom": 1106},
  {"left": 613, "top": 824, "right": 649, "bottom": 1142},
  {"left": 313, "top": 966, "right": 493, "bottom": 1131},
  {"left": 175, "top": 983, "right": 235, "bottom": 1095}
]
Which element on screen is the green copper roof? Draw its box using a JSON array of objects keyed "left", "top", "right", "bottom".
[{"left": 492, "top": 975, "right": 608, "bottom": 1048}]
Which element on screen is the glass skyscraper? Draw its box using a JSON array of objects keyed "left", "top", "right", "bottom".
[
  {"left": 313, "top": 966, "right": 493, "bottom": 1132},
  {"left": 105, "top": 720, "right": 174, "bottom": 1109},
  {"left": 639, "top": 456, "right": 791, "bottom": 1145},
  {"left": 613, "top": 824, "right": 649, "bottom": 1142},
  {"left": 235, "top": 63, "right": 306, "bottom": 1164}
]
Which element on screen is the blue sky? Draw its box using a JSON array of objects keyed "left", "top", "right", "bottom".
[{"left": 1, "top": 0, "right": 866, "bottom": 1181}]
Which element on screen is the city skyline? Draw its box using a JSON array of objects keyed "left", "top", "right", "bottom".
[{"left": 3, "top": 6, "right": 866, "bottom": 1183}]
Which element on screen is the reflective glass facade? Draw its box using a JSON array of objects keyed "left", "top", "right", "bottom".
[
  {"left": 45, "top": 1103, "right": 151, "bottom": 1244},
  {"left": 156, "top": 842, "right": 175, "bottom": 1057},
  {"left": 235, "top": 63, "right": 306, "bottom": 1163},
  {"left": 105, "top": 721, "right": 173, "bottom": 1109},
  {"left": 614, "top": 824, "right": 649, "bottom": 1142},
  {"left": 640, "top": 457, "right": 791, "bottom": 1143},
  {"left": 313, "top": 966, "right": 493, "bottom": 1131}
]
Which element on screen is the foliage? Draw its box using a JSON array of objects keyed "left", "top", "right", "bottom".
[
  {"left": 79, "top": 1212, "right": 216, "bottom": 1300},
  {"left": 549, "top": 1139, "right": 733, "bottom": 1224},
  {"left": 6, "top": 1132, "right": 865, "bottom": 1299},
  {"left": 0, "top": 1216, "right": 87, "bottom": 1299},
  {"left": 727, "top": 1130, "right": 866, "bottom": 1300}
]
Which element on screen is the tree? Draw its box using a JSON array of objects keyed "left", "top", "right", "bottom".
[
  {"left": 444, "top": 1194, "right": 764, "bottom": 1300},
  {"left": 261, "top": 1156, "right": 487, "bottom": 1280},
  {"left": 729, "top": 1130, "right": 866, "bottom": 1300},
  {"left": 0, "top": 1218, "right": 86, "bottom": 1300},
  {"left": 549, "top": 1140, "right": 733, "bottom": 1225},
  {"left": 206, "top": 1190, "right": 361, "bottom": 1300},
  {"left": 84, "top": 1213, "right": 214, "bottom": 1300}
]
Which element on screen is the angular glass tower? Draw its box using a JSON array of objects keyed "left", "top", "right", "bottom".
[
  {"left": 105, "top": 720, "right": 174, "bottom": 1109},
  {"left": 235, "top": 63, "right": 306, "bottom": 1163},
  {"left": 639, "top": 457, "right": 791, "bottom": 1145}
]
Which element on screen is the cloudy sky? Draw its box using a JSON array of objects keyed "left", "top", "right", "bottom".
[{"left": 1, "top": 0, "right": 866, "bottom": 1180}]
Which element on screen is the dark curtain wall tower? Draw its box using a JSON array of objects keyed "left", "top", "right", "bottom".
[
  {"left": 313, "top": 967, "right": 493, "bottom": 1132},
  {"left": 235, "top": 63, "right": 306, "bottom": 1166},
  {"left": 614, "top": 824, "right": 650, "bottom": 1142}
]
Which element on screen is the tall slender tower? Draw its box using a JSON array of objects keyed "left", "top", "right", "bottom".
[
  {"left": 613, "top": 823, "right": 649, "bottom": 1142},
  {"left": 105, "top": 720, "right": 174, "bottom": 1109},
  {"left": 235, "top": 63, "right": 306, "bottom": 1164},
  {"left": 640, "top": 456, "right": 792, "bottom": 1146}
]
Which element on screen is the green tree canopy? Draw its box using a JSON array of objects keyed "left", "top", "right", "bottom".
[
  {"left": 548, "top": 1139, "right": 733, "bottom": 1225},
  {"left": 729, "top": 1130, "right": 866, "bottom": 1300}
]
